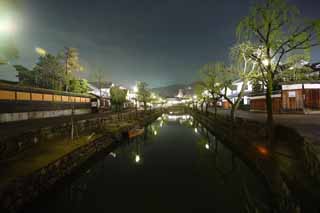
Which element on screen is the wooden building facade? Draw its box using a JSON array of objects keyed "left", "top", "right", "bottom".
[
  {"left": 250, "top": 82, "right": 320, "bottom": 114},
  {"left": 282, "top": 83, "right": 320, "bottom": 113},
  {"left": 249, "top": 94, "right": 282, "bottom": 113},
  {"left": 0, "top": 83, "right": 92, "bottom": 123}
]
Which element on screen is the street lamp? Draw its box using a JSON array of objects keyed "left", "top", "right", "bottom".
[
  {"left": 133, "top": 85, "right": 138, "bottom": 93},
  {"left": 35, "top": 47, "right": 47, "bottom": 56},
  {"left": 262, "top": 59, "right": 270, "bottom": 66}
]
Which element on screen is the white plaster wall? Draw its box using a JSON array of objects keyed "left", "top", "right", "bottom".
[{"left": 0, "top": 109, "right": 91, "bottom": 123}]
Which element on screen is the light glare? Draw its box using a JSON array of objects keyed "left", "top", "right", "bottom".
[{"left": 0, "top": 16, "right": 15, "bottom": 34}]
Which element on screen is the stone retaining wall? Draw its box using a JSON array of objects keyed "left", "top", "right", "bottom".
[
  {"left": 0, "top": 134, "right": 115, "bottom": 212},
  {"left": 190, "top": 110, "right": 300, "bottom": 212},
  {"left": 0, "top": 111, "right": 141, "bottom": 160},
  {"left": 0, "top": 111, "right": 161, "bottom": 212}
]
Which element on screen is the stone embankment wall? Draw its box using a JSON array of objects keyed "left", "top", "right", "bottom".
[
  {"left": 190, "top": 109, "right": 320, "bottom": 212},
  {"left": 0, "top": 111, "right": 161, "bottom": 212},
  {"left": 0, "top": 134, "right": 114, "bottom": 212},
  {"left": 0, "top": 111, "right": 137, "bottom": 160}
]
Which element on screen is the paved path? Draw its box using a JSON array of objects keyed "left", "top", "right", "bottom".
[{"left": 210, "top": 108, "right": 320, "bottom": 144}]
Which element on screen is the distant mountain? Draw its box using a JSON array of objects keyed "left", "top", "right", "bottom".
[{"left": 151, "top": 82, "right": 200, "bottom": 97}]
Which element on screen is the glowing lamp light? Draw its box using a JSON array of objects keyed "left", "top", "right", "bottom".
[
  {"left": 194, "top": 128, "right": 198, "bottom": 134},
  {"left": 257, "top": 146, "right": 268, "bottom": 155},
  {"left": 262, "top": 59, "right": 270, "bottom": 66},
  {"left": 0, "top": 17, "right": 15, "bottom": 34},
  {"left": 35, "top": 47, "right": 47, "bottom": 56},
  {"left": 133, "top": 85, "right": 138, "bottom": 93},
  {"left": 205, "top": 144, "right": 210, "bottom": 150},
  {"left": 154, "top": 130, "right": 157, "bottom": 136},
  {"left": 135, "top": 155, "right": 140, "bottom": 163}
]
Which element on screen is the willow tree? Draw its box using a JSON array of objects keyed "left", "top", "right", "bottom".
[
  {"left": 199, "top": 63, "right": 224, "bottom": 116},
  {"left": 137, "top": 81, "right": 151, "bottom": 112},
  {"left": 194, "top": 83, "right": 207, "bottom": 113},
  {"left": 237, "top": 0, "right": 320, "bottom": 143},
  {"left": 278, "top": 54, "right": 314, "bottom": 82},
  {"left": 224, "top": 42, "right": 258, "bottom": 121},
  {"left": 110, "top": 86, "right": 127, "bottom": 119}
]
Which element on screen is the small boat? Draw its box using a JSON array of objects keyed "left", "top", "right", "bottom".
[{"left": 128, "top": 127, "right": 144, "bottom": 138}]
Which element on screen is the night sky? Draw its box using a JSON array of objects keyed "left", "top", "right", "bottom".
[{"left": 1, "top": 0, "right": 320, "bottom": 87}]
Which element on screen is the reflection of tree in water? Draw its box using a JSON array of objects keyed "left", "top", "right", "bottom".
[
  {"left": 196, "top": 125, "right": 270, "bottom": 213},
  {"left": 195, "top": 129, "right": 236, "bottom": 184}
]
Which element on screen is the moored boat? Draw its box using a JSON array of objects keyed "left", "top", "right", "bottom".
[{"left": 128, "top": 127, "right": 144, "bottom": 138}]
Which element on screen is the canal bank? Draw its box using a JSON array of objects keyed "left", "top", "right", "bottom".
[
  {"left": 190, "top": 108, "right": 320, "bottom": 212},
  {"left": 18, "top": 113, "right": 271, "bottom": 213},
  {"left": 0, "top": 110, "right": 161, "bottom": 212}
]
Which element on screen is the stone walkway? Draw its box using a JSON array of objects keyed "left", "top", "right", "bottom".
[{"left": 211, "top": 108, "right": 320, "bottom": 145}]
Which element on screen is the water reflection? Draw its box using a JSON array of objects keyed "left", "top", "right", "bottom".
[{"left": 25, "top": 114, "right": 270, "bottom": 213}]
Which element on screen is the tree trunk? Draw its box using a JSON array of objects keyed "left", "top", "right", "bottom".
[
  {"left": 143, "top": 101, "right": 147, "bottom": 112},
  {"left": 205, "top": 101, "right": 208, "bottom": 114},
  {"left": 266, "top": 79, "right": 274, "bottom": 146},
  {"left": 214, "top": 102, "right": 217, "bottom": 118},
  {"left": 135, "top": 101, "right": 138, "bottom": 118},
  {"left": 201, "top": 101, "right": 204, "bottom": 113}
]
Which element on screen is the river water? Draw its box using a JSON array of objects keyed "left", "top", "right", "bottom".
[{"left": 23, "top": 114, "right": 269, "bottom": 212}]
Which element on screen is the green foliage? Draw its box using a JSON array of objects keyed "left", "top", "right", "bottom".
[
  {"left": 137, "top": 81, "right": 151, "bottom": 111},
  {"left": 33, "top": 54, "right": 65, "bottom": 90},
  {"left": 15, "top": 54, "right": 65, "bottom": 90},
  {"left": 252, "top": 79, "right": 265, "bottom": 94},
  {"left": 277, "top": 54, "right": 314, "bottom": 82},
  {"left": 230, "top": 42, "right": 258, "bottom": 80},
  {"left": 15, "top": 47, "right": 88, "bottom": 93},
  {"left": 110, "top": 86, "right": 127, "bottom": 112},
  {"left": 200, "top": 62, "right": 229, "bottom": 97},
  {"left": 14, "top": 65, "right": 36, "bottom": 86},
  {"left": 60, "top": 47, "right": 83, "bottom": 74},
  {"left": 195, "top": 83, "right": 206, "bottom": 99},
  {"left": 237, "top": 0, "right": 320, "bottom": 77},
  {"left": 59, "top": 47, "right": 84, "bottom": 91},
  {"left": 69, "top": 79, "right": 89, "bottom": 93},
  {"left": 237, "top": 0, "right": 320, "bottom": 132}
]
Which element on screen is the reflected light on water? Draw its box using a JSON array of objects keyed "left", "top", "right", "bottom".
[
  {"left": 167, "top": 114, "right": 190, "bottom": 122},
  {"left": 109, "top": 152, "right": 117, "bottom": 158},
  {"left": 135, "top": 155, "right": 140, "bottom": 163},
  {"left": 205, "top": 144, "right": 210, "bottom": 150},
  {"left": 257, "top": 146, "right": 268, "bottom": 156}
]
